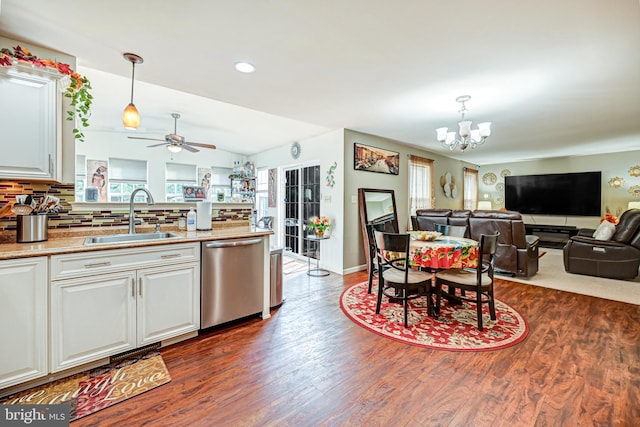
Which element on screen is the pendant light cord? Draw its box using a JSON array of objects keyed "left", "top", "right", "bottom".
[{"left": 130, "top": 62, "right": 136, "bottom": 104}]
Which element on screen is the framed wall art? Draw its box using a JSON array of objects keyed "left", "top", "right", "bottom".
[{"left": 354, "top": 143, "right": 399, "bottom": 176}]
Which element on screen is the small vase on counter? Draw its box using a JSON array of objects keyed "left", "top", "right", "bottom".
[{"left": 315, "top": 229, "right": 324, "bottom": 238}]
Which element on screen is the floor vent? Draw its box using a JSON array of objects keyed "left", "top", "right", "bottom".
[{"left": 110, "top": 343, "right": 160, "bottom": 363}]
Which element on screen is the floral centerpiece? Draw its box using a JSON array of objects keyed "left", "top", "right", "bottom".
[
  {"left": 307, "top": 216, "right": 331, "bottom": 237},
  {"left": 0, "top": 45, "right": 92, "bottom": 142}
]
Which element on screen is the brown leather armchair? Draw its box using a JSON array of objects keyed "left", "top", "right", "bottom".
[
  {"left": 412, "top": 209, "right": 539, "bottom": 277},
  {"left": 563, "top": 209, "right": 640, "bottom": 279}
]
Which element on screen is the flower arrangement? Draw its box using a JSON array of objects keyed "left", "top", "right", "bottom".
[
  {"left": 601, "top": 213, "right": 619, "bottom": 225},
  {"left": 307, "top": 216, "right": 331, "bottom": 233},
  {"left": 0, "top": 45, "right": 92, "bottom": 142}
]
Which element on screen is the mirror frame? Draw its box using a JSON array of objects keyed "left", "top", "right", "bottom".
[{"left": 358, "top": 188, "right": 399, "bottom": 273}]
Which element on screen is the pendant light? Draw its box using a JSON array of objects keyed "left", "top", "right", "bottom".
[{"left": 122, "top": 52, "right": 144, "bottom": 130}]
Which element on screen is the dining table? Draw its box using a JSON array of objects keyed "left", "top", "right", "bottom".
[{"left": 409, "top": 235, "right": 479, "bottom": 270}]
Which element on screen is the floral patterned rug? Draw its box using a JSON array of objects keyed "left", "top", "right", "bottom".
[
  {"left": 0, "top": 350, "right": 170, "bottom": 421},
  {"left": 340, "top": 281, "right": 529, "bottom": 351}
]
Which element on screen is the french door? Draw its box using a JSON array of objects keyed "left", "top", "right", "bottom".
[{"left": 283, "top": 165, "right": 320, "bottom": 259}]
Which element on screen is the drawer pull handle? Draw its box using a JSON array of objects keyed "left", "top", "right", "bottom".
[
  {"left": 139, "top": 277, "right": 143, "bottom": 296},
  {"left": 84, "top": 261, "right": 111, "bottom": 268},
  {"left": 161, "top": 254, "right": 181, "bottom": 259},
  {"left": 131, "top": 278, "right": 135, "bottom": 297}
]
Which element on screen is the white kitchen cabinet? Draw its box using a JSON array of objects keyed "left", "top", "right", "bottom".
[
  {"left": 50, "top": 271, "right": 137, "bottom": 373},
  {"left": 0, "top": 257, "right": 48, "bottom": 389},
  {"left": 49, "top": 243, "right": 200, "bottom": 372},
  {"left": 0, "top": 65, "right": 62, "bottom": 181}
]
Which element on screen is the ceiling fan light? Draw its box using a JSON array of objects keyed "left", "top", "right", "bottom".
[
  {"left": 167, "top": 144, "right": 182, "bottom": 153},
  {"left": 122, "top": 103, "right": 140, "bottom": 130}
]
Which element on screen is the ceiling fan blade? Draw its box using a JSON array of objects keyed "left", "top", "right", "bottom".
[
  {"left": 185, "top": 141, "right": 217, "bottom": 150},
  {"left": 182, "top": 144, "right": 199, "bottom": 153},
  {"left": 147, "top": 143, "right": 168, "bottom": 148},
  {"left": 128, "top": 136, "right": 165, "bottom": 142}
]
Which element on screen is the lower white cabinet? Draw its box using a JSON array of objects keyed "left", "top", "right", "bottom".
[
  {"left": 50, "top": 244, "right": 200, "bottom": 373},
  {"left": 0, "top": 257, "right": 48, "bottom": 389}
]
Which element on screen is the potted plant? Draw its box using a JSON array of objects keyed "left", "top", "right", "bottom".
[{"left": 307, "top": 216, "right": 331, "bottom": 238}]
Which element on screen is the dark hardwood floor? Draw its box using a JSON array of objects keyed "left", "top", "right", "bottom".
[{"left": 73, "top": 268, "right": 639, "bottom": 426}]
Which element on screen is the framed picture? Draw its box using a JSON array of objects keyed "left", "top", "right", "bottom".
[
  {"left": 183, "top": 185, "right": 207, "bottom": 200},
  {"left": 354, "top": 143, "right": 399, "bottom": 175},
  {"left": 268, "top": 168, "right": 277, "bottom": 207}
]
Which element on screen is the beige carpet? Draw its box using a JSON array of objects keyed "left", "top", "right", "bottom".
[{"left": 506, "top": 248, "right": 640, "bottom": 305}]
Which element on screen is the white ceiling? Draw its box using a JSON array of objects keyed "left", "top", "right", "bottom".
[{"left": 1, "top": 0, "right": 639, "bottom": 165}]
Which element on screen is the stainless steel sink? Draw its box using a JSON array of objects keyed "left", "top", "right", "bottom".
[{"left": 83, "top": 232, "right": 179, "bottom": 246}]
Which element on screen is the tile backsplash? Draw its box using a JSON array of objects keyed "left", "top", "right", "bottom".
[{"left": 0, "top": 181, "right": 251, "bottom": 242}]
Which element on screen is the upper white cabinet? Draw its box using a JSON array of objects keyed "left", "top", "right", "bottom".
[
  {"left": 0, "top": 65, "right": 62, "bottom": 181},
  {"left": 0, "top": 257, "right": 48, "bottom": 389}
]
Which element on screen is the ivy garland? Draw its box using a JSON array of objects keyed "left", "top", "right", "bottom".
[{"left": 0, "top": 45, "right": 92, "bottom": 142}]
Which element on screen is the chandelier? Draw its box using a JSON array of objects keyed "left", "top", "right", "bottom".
[{"left": 436, "top": 95, "right": 491, "bottom": 151}]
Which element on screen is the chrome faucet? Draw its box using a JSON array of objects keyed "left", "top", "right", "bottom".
[{"left": 129, "top": 188, "right": 155, "bottom": 234}]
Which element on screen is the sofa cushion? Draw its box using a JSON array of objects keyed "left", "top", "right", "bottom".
[{"left": 593, "top": 221, "right": 616, "bottom": 240}]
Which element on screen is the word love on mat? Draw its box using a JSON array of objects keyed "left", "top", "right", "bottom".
[
  {"left": 340, "top": 281, "right": 529, "bottom": 351},
  {"left": 0, "top": 351, "right": 171, "bottom": 422}
]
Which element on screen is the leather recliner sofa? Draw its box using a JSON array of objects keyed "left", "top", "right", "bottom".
[
  {"left": 412, "top": 209, "right": 540, "bottom": 277},
  {"left": 563, "top": 209, "right": 640, "bottom": 279}
]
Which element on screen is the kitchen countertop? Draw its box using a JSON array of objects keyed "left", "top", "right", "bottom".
[{"left": 0, "top": 224, "right": 273, "bottom": 260}]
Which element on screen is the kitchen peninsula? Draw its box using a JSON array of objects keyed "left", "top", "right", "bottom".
[{"left": 0, "top": 223, "right": 272, "bottom": 395}]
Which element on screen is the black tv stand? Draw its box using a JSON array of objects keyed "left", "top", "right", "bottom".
[{"left": 525, "top": 224, "right": 579, "bottom": 249}]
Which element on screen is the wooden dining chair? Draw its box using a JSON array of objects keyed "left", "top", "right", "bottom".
[
  {"left": 373, "top": 230, "right": 433, "bottom": 327},
  {"left": 366, "top": 222, "right": 388, "bottom": 293},
  {"left": 434, "top": 233, "right": 500, "bottom": 331},
  {"left": 434, "top": 223, "right": 468, "bottom": 238}
]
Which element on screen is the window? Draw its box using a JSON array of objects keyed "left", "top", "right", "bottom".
[
  {"left": 211, "top": 167, "right": 232, "bottom": 202},
  {"left": 108, "top": 158, "right": 148, "bottom": 203},
  {"left": 255, "top": 168, "right": 268, "bottom": 218},
  {"left": 408, "top": 155, "right": 434, "bottom": 226},
  {"left": 74, "top": 155, "right": 86, "bottom": 202},
  {"left": 463, "top": 167, "right": 479, "bottom": 209},
  {"left": 165, "top": 162, "right": 197, "bottom": 202}
]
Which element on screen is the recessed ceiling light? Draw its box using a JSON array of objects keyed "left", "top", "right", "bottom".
[{"left": 234, "top": 61, "right": 255, "bottom": 73}]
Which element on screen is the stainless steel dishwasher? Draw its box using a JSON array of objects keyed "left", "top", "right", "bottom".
[{"left": 201, "top": 238, "right": 265, "bottom": 328}]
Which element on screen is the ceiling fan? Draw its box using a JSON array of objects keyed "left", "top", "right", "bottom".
[{"left": 128, "top": 113, "right": 217, "bottom": 153}]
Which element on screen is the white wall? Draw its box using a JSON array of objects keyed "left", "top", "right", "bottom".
[
  {"left": 250, "top": 129, "right": 345, "bottom": 274},
  {"left": 77, "top": 130, "right": 245, "bottom": 200},
  {"left": 478, "top": 151, "right": 640, "bottom": 229}
]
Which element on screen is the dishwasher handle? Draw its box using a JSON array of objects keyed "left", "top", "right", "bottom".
[{"left": 205, "top": 238, "right": 263, "bottom": 249}]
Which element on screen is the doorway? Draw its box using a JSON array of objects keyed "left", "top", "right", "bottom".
[{"left": 283, "top": 164, "right": 321, "bottom": 260}]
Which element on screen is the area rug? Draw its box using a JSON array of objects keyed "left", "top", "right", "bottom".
[
  {"left": 0, "top": 350, "right": 171, "bottom": 422},
  {"left": 340, "top": 281, "right": 529, "bottom": 351}
]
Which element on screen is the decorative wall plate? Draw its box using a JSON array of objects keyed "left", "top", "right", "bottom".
[
  {"left": 290, "top": 141, "right": 301, "bottom": 159},
  {"left": 496, "top": 183, "right": 505, "bottom": 191},
  {"left": 630, "top": 185, "right": 640, "bottom": 197},
  {"left": 494, "top": 195, "right": 504, "bottom": 205},
  {"left": 629, "top": 166, "right": 640, "bottom": 177},
  {"left": 500, "top": 169, "right": 511, "bottom": 177},
  {"left": 608, "top": 177, "right": 624, "bottom": 188},
  {"left": 482, "top": 172, "right": 497, "bottom": 185}
]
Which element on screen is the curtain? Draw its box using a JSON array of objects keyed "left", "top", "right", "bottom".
[
  {"left": 463, "top": 167, "right": 478, "bottom": 210},
  {"left": 408, "top": 155, "right": 434, "bottom": 229}
]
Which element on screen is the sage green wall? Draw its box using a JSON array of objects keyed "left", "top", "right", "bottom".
[
  {"left": 478, "top": 150, "right": 640, "bottom": 229},
  {"left": 342, "top": 129, "right": 476, "bottom": 273}
]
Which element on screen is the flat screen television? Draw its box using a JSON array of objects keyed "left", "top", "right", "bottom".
[{"left": 504, "top": 171, "right": 601, "bottom": 216}]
